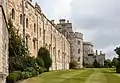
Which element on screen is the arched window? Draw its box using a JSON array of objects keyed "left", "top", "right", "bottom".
[
  {"left": 34, "top": 23, "right": 36, "bottom": 32},
  {"left": 20, "top": 14, "right": 22, "bottom": 24},
  {"left": 26, "top": 18, "right": 28, "bottom": 28},
  {"left": 78, "top": 49, "right": 80, "bottom": 54},
  {"left": 12, "top": 9, "right": 15, "bottom": 20}
]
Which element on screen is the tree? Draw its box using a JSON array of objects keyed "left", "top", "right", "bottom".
[
  {"left": 104, "top": 59, "right": 112, "bottom": 68},
  {"left": 112, "top": 57, "right": 119, "bottom": 67},
  {"left": 38, "top": 47, "right": 52, "bottom": 71},
  {"left": 8, "top": 19, "right": 28, "bottom": 57},
  {"left": 93, "top": 59, "right": 100, "bottom": 68},
  {"left": 114, "top": 46, "right": 120, "bottom": 73}
]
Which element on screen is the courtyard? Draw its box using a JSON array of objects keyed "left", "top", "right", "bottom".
[{"left": 21, "top": 68, "right": 120, "bottom": 83}]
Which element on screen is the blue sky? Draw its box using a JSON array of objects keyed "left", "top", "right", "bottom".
[{"left": 34, "top": 0, "right": 120, "bottom": 59}]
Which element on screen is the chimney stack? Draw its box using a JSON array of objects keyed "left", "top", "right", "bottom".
[{"left": 59, "top": 19, "right": 66, "bottom": 24}]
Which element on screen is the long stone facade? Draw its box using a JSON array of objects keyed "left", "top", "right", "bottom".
[
  {"left": 0, "top": 0, "right": 8, "bottom": 83},
  {"left": 6, "top": 0, "right": 70, "bottom": 70}
]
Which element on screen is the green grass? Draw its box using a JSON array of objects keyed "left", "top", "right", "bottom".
[{"left": 21, "top": 68, "right": 120, "bottom": 83}]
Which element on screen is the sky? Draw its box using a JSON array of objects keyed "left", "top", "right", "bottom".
[{"left": 34, "top": 0, "right": 120, "bottom": 59}]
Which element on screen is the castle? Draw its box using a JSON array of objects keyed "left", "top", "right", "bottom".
[{"left": 0, "top": 0, "right": 105, "bottom": 82}]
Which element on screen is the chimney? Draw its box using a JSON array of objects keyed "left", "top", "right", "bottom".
[
  {"left": 96, "top": 50, "right": 98, "bottom": 55},
  {"left": 100, "top": 51, "right": 102, "bottom": 55},
  {"left": 67, "top": 20, "right": 69, "bottom": 23},
  {"left": 59, "top": 19, "right": 66, "bottom": 24}
]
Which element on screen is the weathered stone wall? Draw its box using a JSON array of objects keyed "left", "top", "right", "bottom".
[
  {"left": 0, "top": 3, "right": 8, "bottom": 83},
  {"left": 6, "top": 0, "right": 70, "bottom": 70}
]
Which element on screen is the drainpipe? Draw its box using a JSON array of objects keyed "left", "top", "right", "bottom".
[
  {"left": 37, "top": 12, "right": 38, "bottom": 55},
  {"left": 22, "top": 0, "right": 26, "bottom": 51}
]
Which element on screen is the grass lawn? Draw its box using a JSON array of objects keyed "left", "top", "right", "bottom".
[{"left": 21, "top": 68, "right": 120, "bottom": 83}]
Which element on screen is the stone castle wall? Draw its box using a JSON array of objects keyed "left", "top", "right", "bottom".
[
  {"left": 6, "top": 0, "right": 70, "bottom": 70},
  {"left": 56, "top": 20, "right": 84, "bottom": 68},
  {"left": 0, "top": 1, "right": 8, "bottom": 82}
]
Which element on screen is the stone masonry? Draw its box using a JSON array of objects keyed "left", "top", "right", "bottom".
[
  {"left": 0, "top": 0, "right": 9, "bottom": 82},
  {"left": 6, "top": 0, "right": 70, "bottom": 70}
]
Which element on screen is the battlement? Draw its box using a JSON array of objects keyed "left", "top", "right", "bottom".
[
  {"left": 83, "top": 42, "right": 93, "bottom": 47},
  {"left": 68, "top": 32, "right": 83, "bottom": 39}
]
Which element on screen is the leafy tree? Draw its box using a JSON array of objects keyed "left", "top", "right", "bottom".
[
  {"left": 112, "top": 57, "right": 119, "bottom": 67},
  {"left": 8, "top": 19, "right": 28, "bottom": 57},
  {"left": 93, "top": 59, "right": 100, "bottom": 68},
  {"left": 104, "top": 59, "right": 112, "bottom": 68},
  {"left": 38, "top": 47, "right": 52, "bottom": 71},
  {"left": 35, "top": 57, "right": 44, "bottom": 68},
  {"left": 114, "top": 46, "right": 120, "bottom": 73}
]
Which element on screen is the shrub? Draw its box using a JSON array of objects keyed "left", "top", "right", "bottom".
[
  {"left": 39, "top": 67, "right": 45, "bottom": 74},
  {"left": 9, "top": 56, "right": 27, "bottom": 73},
  {"left": 21, "top": 72, "right": 31, "bottom": 79},
  {"left": 9, "top": 56, "right": 37, "bottom": 73},
  {"left": 116, "top": 63, "right": 120, "bottom": 73},
  {"left": 69, "top": 60, "right": 78, "bottom": 69},
  {"left": 6, "top": 71, "right": 22, "bottom": 83},
  {"left": 38, "top": 47, "right": 52, "bottom": 71},
  {"left": 35, "top": 57, "right": 44, "bottom": 68}
]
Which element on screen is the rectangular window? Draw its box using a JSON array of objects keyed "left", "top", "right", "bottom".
[
  {"left": 20, "top": 14, "right": 22, "bottom": 24},
  {"left": 40, "top": 28, "right": 41, "bottom": 36},
  {"left": 34, "top": 23, "right": 36, "bottom": 33},
  {"left": 78, "top": 41, "right": 80, "bottom": 45},
  {"left": 33, "top": 41, "right": 36, "bottom": 50},
  {"left": 26, "top": 18, "right": 28, "bottom": 28}
]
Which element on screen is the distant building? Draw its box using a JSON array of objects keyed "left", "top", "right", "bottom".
[{"left": 83, "top": 42, "right": 94, "bottom": 65}]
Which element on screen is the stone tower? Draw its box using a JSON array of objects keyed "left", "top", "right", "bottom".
[{"left": 57, "top": 19, "right": 83, "bottom": 68}]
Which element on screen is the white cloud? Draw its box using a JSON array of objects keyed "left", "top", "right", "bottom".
[{"left": 34, "top": 0, "right": 72, "bottom": 20}]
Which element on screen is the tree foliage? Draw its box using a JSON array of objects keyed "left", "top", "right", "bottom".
[
  {"left": 104, "top": 59, "right": 112, "bottom": 68},
  {"left": 112, "top": 57, "right": 119, "bottom": 67},
  {"left": 38, "top": 47, "right": 52, "bottom": 71},
  {"left": 114, "top": 46, "right": 120, "bottom": 73},
  {"left": 8, "top": 19, "right": 28, "bottom": 57}
]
